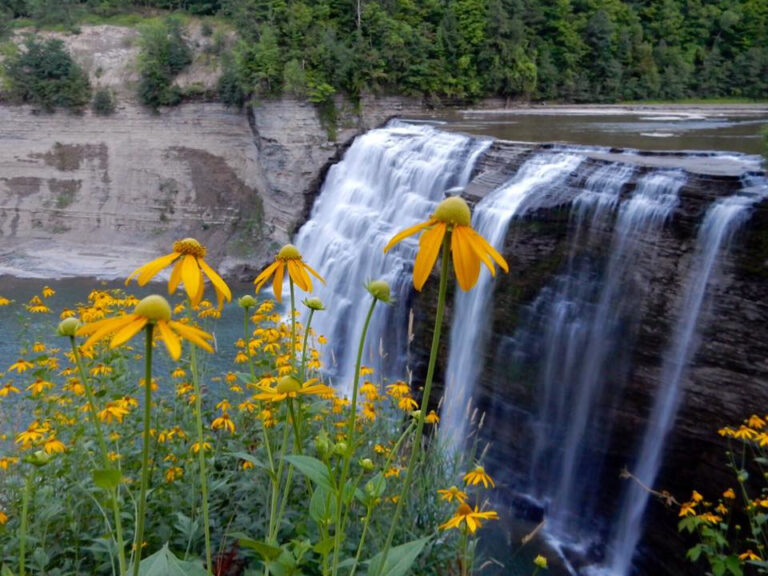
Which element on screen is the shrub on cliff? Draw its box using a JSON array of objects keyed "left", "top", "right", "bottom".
[
  {"left": 91, "top": 86, "right": 116, "bottom": 115},
  {"left": 3, "top": 36, "right": 91, "bottom": 112},
  {"left": 137, "top": 17, "right": 192, "bottom": 109}
]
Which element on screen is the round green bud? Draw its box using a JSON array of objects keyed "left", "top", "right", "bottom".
[
  {"left": 133, "top": 295, "right": 172, "bottom": 322},
  {"left": 366, "top": 280, "right": 392, "bottom": 303},
  {"left": 57, "top": 317, "right": 81, "bottom": 337},
  {"left": 238, "top": 295, "right": 257, "bottom": 309},
  {"left": 304, "top": 297, "right": 326, "bottom": 311},
  {"left": 359, "top": 458, "right": 374, "bottom": 471}
]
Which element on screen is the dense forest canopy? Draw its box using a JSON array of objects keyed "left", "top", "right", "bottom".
[{"left": 1, "top": 0, "right": 767, "bottom": 103}]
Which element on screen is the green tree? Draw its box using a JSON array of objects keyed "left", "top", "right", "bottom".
[
  {"left": 4, "top": 36, "right": 91, "bottom": 112},
  {"left": 137, "top": 17, "right": 193, "bottom": 108}
]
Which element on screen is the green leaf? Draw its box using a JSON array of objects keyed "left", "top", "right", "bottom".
[
  {"left": 310, "top": 487, "right": 337, "bottom": 524},
  {"left": 92, "top": 468, "right": 122, "bottom": 491},
  {"left": 313, "top": 537, "right": 335, "bottom": 555},
  {"left": 712, "top": 557, "right": 726, "bottom": 576},
  {"left": 230, "top": 534, "right": 281, "bottom": 561},
  {"left": 229, "top": 451, "right": 276, "bottom": 480},
  {"left": 365, "top": 537, "right": 430, "bottom": 576},
  {"left": 284, "top": 455, "right": 334, "bottom": 491},
  {"left": 725, "top": 555, "right": 743, "bottom": 576},
  {"left": 1, "top": 565, "right": 14, "bottom": 576},
  {"left": 135, "top": 543, "right": 207, "bottom": 576},
  {"left": 687, "top": 545, "right": 703, "bottom": 562}
]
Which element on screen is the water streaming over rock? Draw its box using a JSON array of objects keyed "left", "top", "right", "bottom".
[
  {"left": 606, "top": 188, "right": 762, "bottom": 576},
  {"left": 294, "top": 121, "right": 490, "bottom": 393},
  {"left": 441, "top": 151, "right": 585, "bottom": 449}
]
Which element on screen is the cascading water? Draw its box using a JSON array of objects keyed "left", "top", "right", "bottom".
[
  {"left": 293, "top": 121, "right": 490, "bottom": 393},
  {"left": 606, "top": 188, "right": 763, "bottom": 576},
  {"left": 440, "top": 151, "right": 584, "bottom": 449}
]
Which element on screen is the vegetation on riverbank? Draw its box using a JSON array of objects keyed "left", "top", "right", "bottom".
[{"left": 1, "top": 0, "right": 766, "bottom": 107}]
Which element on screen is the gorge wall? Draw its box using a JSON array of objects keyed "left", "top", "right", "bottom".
[{"left": 0, "top": 24, "right": 423, "bottom": 279}]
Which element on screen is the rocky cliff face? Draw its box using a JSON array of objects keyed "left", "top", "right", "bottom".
[
  {"left": 0, "top": 24, "right": 425, "bottom": 279},
  {"left": 409, "top": 143, "right": 768, "bottom": 575}
]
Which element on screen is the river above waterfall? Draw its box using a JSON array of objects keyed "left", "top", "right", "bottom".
[{"left": 405, "top": 105, "right": 768, "bottom": 156}]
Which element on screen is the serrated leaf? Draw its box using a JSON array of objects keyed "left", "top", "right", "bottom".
[
  {"left": 365, "top": 537, "right": 430, "bottom": 576},
  {"left": 284, "top": 455, "right": 334, "bottom": 491},
  {"left": 134, "top": 543, "right": 207, "bottom": 576},
  {"left": 313, "top": 537, "right": 335, "bottom": 555},
  {"left": 310, "top": 487, "right": 337, "bottom": 524},
  {"left": 92, "top": 469, "right": 122, "bottom": 491}
]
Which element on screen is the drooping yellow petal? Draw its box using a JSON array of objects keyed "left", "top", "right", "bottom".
[
  {"left": 128, "top": 252, "right": 181, "bottom": 286},
  {"left": 110, "top": 316, "right": 148, "bottom": 348},
  {"left": 465, "top": 515, "right": 478, "bottom": 534},
  {"left": 254, "top": 261, "right": 280, "bottom": 292},
  {"left": 81, "top": 315, "right": 137, "bottom": 349},
  {"left": 460, "top": 226, "right": 496, "bottom": 275},
  {"left": 465, "top": 228, "right": 508, "bottom": 273},
  {"left": 181, "top": 255, "right": 202, "bottom": 305},
  {"left": 452, "top": 226, "right": 482, "bottom": 291},
  {"left": 168, "top": 258, "right": 184, "bottom": 294},
  {"left": 272, "top": 261, "right": 285, "bottom": 303},
  {"left": 287, "top": 260, "right": 312, "bottom": 292},
  {"left": 412, "top": 222, "right": 446, "bottom": 291},
  {"left": 383, "top": 219, "right": 436, "bottom": 253},
  {"left": 169, "top": 321, "right": 214, "bottom": 353},
  {"left": 302, "top": 261, "right": 326, "bottom": 284},
  {"left": 199, "top": 258, "right": 232, "bottom": 308},
  {"left": 156, "top": 320, "right": 182, "bottom": 360}
]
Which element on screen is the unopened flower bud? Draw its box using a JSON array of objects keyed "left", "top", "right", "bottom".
[
  {"left": 238, "top": 295, "right": 257, "bottom": 309},
  {"left": 57, "top": 317, "right": 81, "bottom": 337},
  {"left": 26, "top": 450, "right": 53, "bottom": 467},
  {"left": 366, "top": 280, "right": 392, "bottom": 304},
  {"left": 304, "top": 297, "right": 325, "bottom": 311},
  {"left": 333, "top": 441, "right": 348, "bottom": 456},
  {"left": 359, "top": 458, "right": 374, "bottom": 471}
]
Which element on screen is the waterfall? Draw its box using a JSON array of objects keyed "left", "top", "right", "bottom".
[
  {"left": 606, "top": 190, "right": 761, "bottom": 576},
  {"left": 440, "top": 151, "right": 584, "bottom": 449},
  {"left": 294, "top": 121, "right": 490, "bottom": 393}
]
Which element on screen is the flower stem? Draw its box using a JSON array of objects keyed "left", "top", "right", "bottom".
[
  {"left": 269, "top": 412, "right": 293, "bottom": 542},
  {"left": 332, "top": 296, "right": 377, "bottom": 576},
  {"left": 71, "top": 337, "right": 127, "bottom": 575},
  {"left": 244, "top": 308, "right": 256, "bottom": 383},
  {"left": 300, "top": 309, "right": 316, "bottom": 381},
  {"left": 289, "top": 278, "right": 297, "bottom": 372},
  {"left": 19, "top": 471, "right": 33, "bottom": 576},
  {"left": 132, "top": 324, "right": 154, "bottom": 576},
  {"left": 190, "top": 343, "right": 213, "bottom": 575},
  {"left": 374, "top": 235, "right": 451, "bottom": 576}
]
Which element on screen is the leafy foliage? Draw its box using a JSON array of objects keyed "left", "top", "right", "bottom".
[
  {"left": 3, "top": 36, "right": 91, "bottom": 112},
  {"left": 136, "top": 17, "right": 192, "bottom": 109},
  {"left": 91, "top": 86, "right": 116, "bottom": 115}
]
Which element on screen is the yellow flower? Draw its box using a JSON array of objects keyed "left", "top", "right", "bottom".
[
  {"left": 697, "top": 512, "right": 722, "bottom": 524},
  {"left": 165, "top": 466, "right": 184, "bottom": 483},
  {"left": 126, "top": 238, "right": 232, "bottom": 308},
  {"left": 26, "top": 378, "right": 53, "bottom": 395},
  {"left": 43, "top": 436, "right": 66, "bottom": 454},
  {"left": 32, "top": 342, "right": 46, "bottom": 353},
  {"left": 253, "top": 244, "right": 325, "bottom": 303},
  {"left": 733, "top": 426, "right": 757, "bottom": 440},
  {"left": 739, "top": 549, "right": 762, "bottom": 561},
  {"left": 534, "top": 555, "right": 548, "bottom": 569},
  {"left": 464, "top": 466, "right": 495, "bottom": 488},
  {"left": 425, "top": 410, "right": 440, "bottom": 424},
  {"left": 26, "top": 296, "right": 51, "bottom": 313},
  {"left": 190, "top": 441, "right": 212, "bottom": 454},
  {"left": 0, "top": 511, "right": 7, "bottom": 525},
  {"left": 0, "top": 383, "right": 20, "bottom": 397},
  {"left": 397, "top": 396, "right": 418, "bottom": 411},
  {"left": 171, "top": 368, "right": 186, "bottom": 379},
  {"left": 211, "top": 413, "right": 236, "bottom": 434},
  {"left": 241, "top": 460, "right": 254, "bottom": 470},
  {"left": 384, "top": 467, "right": 402, "bottom": 478},
  {"left": 748, "top": 414, "right": 766, "bottom": 429},
  {"left": 383, "top": 196, "right": 508, "bottom": 291},
  {"left": 253, "top": 375, "right": 334, "bottom": 403},
  {"left": 99, "top": 401, "right": 131, "bottom": 424},
  {"left": 439, "top": 503, "right": 499, "bottom": 534},
  {"left": 692, "top": 490, "right": 704, "bottom": 503},
  {"left": 77, "top": 295, "right": 214, "bottom": 361},
  {"left": 0, "top": 297, "right": 11, "bottom": 306},
  {"left": 8, "top": 358, "right": 33, "bottom": 373},
  {"left": 90, "top": 363, "right": 113, "bottom": 377},
  {"left": 42, "top": 286, "right": 55, "bottom": 298},
  {"left": 437, "top": 486, "right": 468, "bottom": 504},
  {"left": 723, "top": 488, "right": 736, "bottom": 500},
  {"left": 679, "top": 501, "right": 697, "bottom": 517}
]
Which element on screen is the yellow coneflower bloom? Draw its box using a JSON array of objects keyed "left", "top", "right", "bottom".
[
  {"left": 733, "top": 425, "right": 757, "bottom": 440},
  {"left": 437, "top": 486, "right": 468, "bottom": 504},
  {"left": 165, "top": 466, "right": 184, "bottom": 483},
  {"left": 691, "top": 490, "right": 704, "bottom": 503},
  {"left": 397, "top": 396, "right": 418, "bottom": 411},
  {"left": 43, "top": 436, "right": 66, "bottom": 454},
  {"left": 697, "top": 512, "right": 722, "bottom": 524},
  {"left": 126, "top": 238, "right": 232, "bottom": 309},
  {"left": 99, "top": 401, "right": 131, "bottom": 424},
  {"left": 253, "top": 375, "right": 334, "bottom": 403},
  {"left": 384, "top": 467, "right": 402, "bottom": 478},
  {"left": 0, "top": 297, "right": 11, "bottom": 306},
  {"left": 190, "top": 441, "right": 212, "bottom": 454},
  {"left": 534, "top": 555, "right": 548, "bottom": 569},
  {"left": 241, "top": 460, "right": 255, "bottom": 470},
  {"left": 464, "top": 466, "right": 495, "bottom": 488},
  {"left": 740, "top": 550, "right": 762, "bottom": 561},
  {"left": 90, "top": 363, "right": 112, "bottom": 377},
  {"left": 77, "top": 295, "right": 214, "bottom": 361},
  {"left": 425, "top": 410, "right": 440, "bottom": 424},
  {"left": 253, "top": 244, "right": 325, "bottom": 303},
  {"left": 16, "top": 422, "right": 46, "bottom": 448},
  {"left": 32, "top": 342, "right": 46, "bottom": 353},
  {"left": 0, "top": 383, "right": 20, "bottom": 397},
  {"left": 387, "top": 381, "right": 410, "bottom": 398},
  {"left": 60, "top": 308, "right": 76, "bottom": 319},
  {"left": 0, "top": 511, "right": 7, "bottom": 525},
  {"left": 723, "top": 488, "right": 736, "bottom": 500},
  {"left": 26, "top": 296, "right": 51, "bottom": 313},
  {"left": 26, "top": 378, "right": 53, "bottom": 395},
  {"left": 439, "top": 503, "right": 499, "bottom": 534},
  {"left": 748, "top": 414, "right": 766, "bottom": 429},
  {"left": 211, "top": 413, "right": 236, "bottom": 434},
  {"left": 715, "top": 503, "right": 728, "bottom": 515},
  {"left": 8, "top": 358, "right": 34, "bottom": 373},
  {"left": 384, "top": 196, "right": 509, "bottom": 291},
  {"left": 0, "top": 457, "right": 19, "bottom": 470},
  {"left": 679, "top": 501, "right": 697, "bottom": 517},
  {"left": 216, "top": 399, "right": 231, "bottom": 412},
  {"left": 171, "top": 368, "right": 186, "bottom": 379}
]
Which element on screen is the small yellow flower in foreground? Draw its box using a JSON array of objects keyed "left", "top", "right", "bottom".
[
  {"left": 0, "top": 296, "right": 11, "bottom": 306},
  {"left": 425, "top": 410, "right": 440, "bottom": 424},
  {"left": 77, "top": 295, "right": 214, "bottom": 361},
  {"left": 253, "top": 375, "right": 334, "bottom": 403},
  {"left": 211, "top": 413, "right": 236, "bottom": 434},
  {"left": 533, "top": 555, "right": 548, "bottom": 569},
  {"left": 464, "top": 465, "right": 495, "bottom": 488},
  {"left": 384, "top": 196, "right": 509, "bottom": 291},
  {"left": 8, "top": 358, "right": 34, "bottom": 373},
  {"left": 679, "top": 501, "right": 697, "bottom": 517},
  {"left": 439, "top": 503, "right": 499, "bottom": 534},
  {"left": 723, "top": 488, "right": 736, "bottom": 500},
  {"left": 253, "top": 244, "right": 325, "bottom": 303},
  {"left": 126, "top": 238, "right": 232, "bottom": 308},
  {"left": 437, "top": 486, "right": 468, "bottom": 504},
  {"left": 739, "top": 549, "right": 762, "bottom": 561}
]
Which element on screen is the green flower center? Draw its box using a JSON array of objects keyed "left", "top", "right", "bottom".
[
  {"left": 173, "top": 238, "right": 206, "bottom": 258},
  {"left": 433, "top": 196, "right": 471, "bottom": 227},
  {"left": 276, "top": 376, "right": 301, "bottom": 394},
  {"left": 134, "top": 295, "right": 172, "bottom": 322},
  {"left": 277, "top": 244, "right": 302, "bottom": 261}
]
